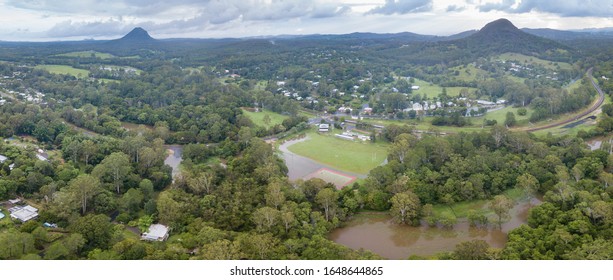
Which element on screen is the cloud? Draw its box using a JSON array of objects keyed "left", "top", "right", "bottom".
[
  {"left": 478, "top": 0, "right": 516, "bottom": 13},
  {"left": 446, "top": 5, "right": 465, "bottom": 12},
  {"left": 39, "top": 0, "right": 351, "bottom": 38},
  {"left": 478, "top": 0, "right": 613, "bottom": 17},
  {"left": 367, "top": 0, "right": 433, "bottom": 15},
  {"left": 7, "top": 0, "right": 350, "bottom": 19},
  {"left": 46, "top": 19, "right": 136, "bottom": 37}
]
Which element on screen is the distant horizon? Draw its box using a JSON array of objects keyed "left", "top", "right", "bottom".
[
  {"left": 0, "top": 0, "right": 612, "bottom": 42},
  {"left": 1, "top": 19, "right": 613, "bottom": 44}
]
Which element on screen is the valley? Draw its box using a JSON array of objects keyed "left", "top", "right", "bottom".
[{"left": 0, "top": 18, "right": 612, "bottom": 262}]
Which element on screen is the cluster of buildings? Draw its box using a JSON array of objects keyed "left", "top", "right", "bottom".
[
  {"left": 0, "top": 199, "right": 39, "bottom": 223},
  {"left": 498, "top": 59, "right": 560, "bottom": 81},
  {"left": 0, "top": 196, "right": 171, "bottom": 242},
  {"left": 1, "top": 71, "right": 46, "bottom": 105}
]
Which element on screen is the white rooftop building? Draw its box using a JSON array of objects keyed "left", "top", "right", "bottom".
[
  {"left": 9, "top": 205, "right": 39, "bottom": 222},
  {"left": 141, "top": 224, "right": 170, "bottom": 242},
  {"left": 0, "top": 154, "right": 7, "bottom": 163}
]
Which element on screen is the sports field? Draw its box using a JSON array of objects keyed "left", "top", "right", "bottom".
[
  {"left": 287, "top": 131, "right": 388, "bottom": 174},
  {"left": 303, "top": 168, "right": 356, "bottom": 189}
]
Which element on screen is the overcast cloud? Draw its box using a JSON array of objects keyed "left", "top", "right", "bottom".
[
  {"left": 0, "top": 0, "right": 612, "bottom": 41},
  {"left": 368, "top": 0, "right": 433, "bottom": 15},
  {"left": 479, "top": 0, "right": 613, "bottom": 17}
]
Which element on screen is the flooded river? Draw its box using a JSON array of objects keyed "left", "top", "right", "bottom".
[{"left": 330, "top": 197, "right": 541, "bottom": 259}]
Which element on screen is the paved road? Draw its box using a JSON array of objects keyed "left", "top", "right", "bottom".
[{"left": 523, "top": 68, "right": 605, "bottom": 132}]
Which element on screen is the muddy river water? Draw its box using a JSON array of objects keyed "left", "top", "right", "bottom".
[{"left": 329, "top": 197, "right": 541, "bottom": 259}]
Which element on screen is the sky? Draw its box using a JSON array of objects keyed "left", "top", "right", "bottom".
[{"left": 0, "top": 0, "right": 612, "bottom": 41}]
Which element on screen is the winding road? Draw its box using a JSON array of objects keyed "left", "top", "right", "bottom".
[{"left": 523, "top": 68, "right": 605, "bottom": 132}]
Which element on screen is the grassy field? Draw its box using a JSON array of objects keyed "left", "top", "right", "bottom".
[
  {"left": 35, "top": 65, "right": 90, "bottom": 78},
  {"left": 433, "top": 188, "right": 526, "bottom": 219},
  {"left": 288, "top": 130, "right": 389, "bottom": 174},
  {"left": 473, "top": 106, "right": 533, "bottom": 126},
  {"left": 449, "top": 64, "right": 490, "bottom": 82},
  {"left": 497, "top": 53, "right": 573, "bottom": 71},
  {"left": 241, "top": 108, "right": 288, "bottom": 128},
  {"left": 411, "top": 78, "right": 475, "bottom": 99},
  {"left": 55, "top": 51, "right": 115, "bottom": 59}
]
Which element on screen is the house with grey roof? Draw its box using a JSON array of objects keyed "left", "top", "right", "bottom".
[{"left": 141, "top": 224, "right": 170, "bottom": 242}]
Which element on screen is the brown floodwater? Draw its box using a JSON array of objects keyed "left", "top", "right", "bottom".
[{"left": 329, "top": 197, "right": 541, "bottom": 259}]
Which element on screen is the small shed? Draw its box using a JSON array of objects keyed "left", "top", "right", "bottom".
[{"left": 141, "top": 224, "right": 170, "bottom": 242}]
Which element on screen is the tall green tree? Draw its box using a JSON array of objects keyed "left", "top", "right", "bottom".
[
  {"left": 92, "top": 152, "right": 132, "bottom": 194},
  {"left": 69, "top": 214, "right": 113, "bottom": 250},
  {"left": 389, "top": 190, "right": 421, "bottom": 225},
  {"left": 489, "top": 195, "right": 514, "bottom": 228},
  {"left": 316, "top": 188, "right": 338, "bottom": 222},
  {"left": 68, "top": 174, "right": 102, "bottom": 214}
]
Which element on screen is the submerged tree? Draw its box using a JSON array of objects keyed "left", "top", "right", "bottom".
[
  {"left": 389, "top": 190, "right": 421, "bottom": 225},
  {"left": 489, "top": 195, "right": 514, "bottom": 229}
]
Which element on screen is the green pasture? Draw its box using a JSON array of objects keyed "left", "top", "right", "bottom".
[
  {"left": 287, "top": 130, "right": 389, "bottom": 174},
  {"left": 35, "top": 65, "right": 90, "bottom": 78},
  {"left": 55, "top": 51, "right": 115, "bottom": 59},
  {"left": 473, "top": 106, "right": 534, "bottom": 126},
  {"left": 497, "top": 53, "right": 573, "bottom": 71},
  {"left": 448, "top": 63, "right": 490, "bottom": 82},
  {"left": 411, "top": 78, "right": 475, "bottom": 99},
  {"left": 241, "top": 109, "right": 288, "bottom": 128}
]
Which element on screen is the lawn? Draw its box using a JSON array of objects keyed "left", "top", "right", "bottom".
[
  {"left": 449, "top": 64, "right": 490, "bottom": 82},
  {"left": 473, "top": 106, "right": 533, "bottom": 125},
  {"left": 287, "top": 130, "right": 389, "bottom": 174},
  {"left": 241, "top": 108, "right": 288, "bottom": 128},
  {"left": 411, "top": 78, "right": 472, "bottom": 99},
  {"left": 497, "top": 53, "right": 573, "bottom": 71},
  {"left": 55, "top": 51, "right": 115, "bottom": 59},
  {"left": 35, "top": 65, "right": 90, "bottom": 78}
]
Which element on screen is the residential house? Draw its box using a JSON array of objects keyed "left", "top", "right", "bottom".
[
  {"left": 141, "top": 224, "right": 170, "bottom": 242},
  {"left": 9, "top": 205, "right": 39, "bottom": 222}
]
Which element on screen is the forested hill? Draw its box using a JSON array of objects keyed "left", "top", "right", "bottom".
[
  {"left": 0, "top": 19, "right": 610, "bottom": 65},
  {"left": 455, "top": 18, "right": 574, "bottom": 58}
]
